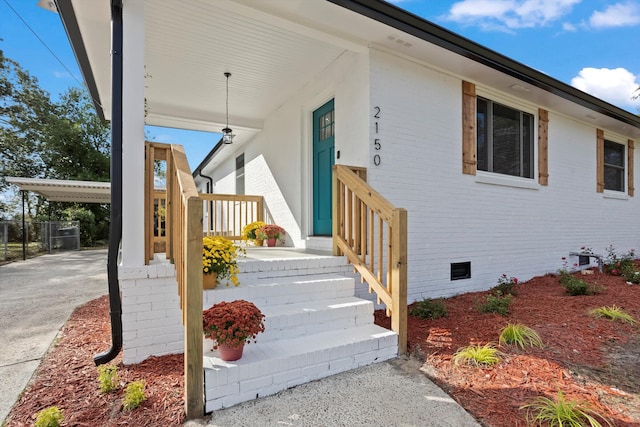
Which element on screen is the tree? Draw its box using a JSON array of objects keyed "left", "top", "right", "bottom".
[{"left": 0, "top": 49, "right": 111, "bottom": 244}]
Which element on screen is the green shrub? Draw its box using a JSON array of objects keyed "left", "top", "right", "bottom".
[
  {"left": 491, "top": 274, "right": 518, "bottom": 296},
  {"left": 476, "top": 293, "right": 512, "bottom": 316},
  {"left": 589, "top": 305, "right": 636, "bottom": 324},
  {"left": 97, "top": 364, "right": 119, "bottom": 393},
  {"left": 34, "top": 406, "right": 64, "bottom": 427},
  {"left": 559, "top": 273, "right": 600, "bottom": 296},
  {"left": 122, "top": 380, "right": 146, "bottom": 411},
  {"left": 604, "top": 245, "right": 635, "bottom": 276},
  {"left": 623, "top": 269, "right": 640, "bottom": 284},
  {"left": 409, "top": 298, "right": 448, "bottom": 319},
  {"left": 453, "top": 343, "right": 501, "bottom": 367},
  {"left": 499, "top": 323, "right": 544, "bottom": 349},
  {"left": 521, "top": 390, "right": 612, "bottom": 427}
]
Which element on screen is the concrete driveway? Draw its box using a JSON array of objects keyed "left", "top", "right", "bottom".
[{"left": 0, "top": 249, "right": 107, "bottom": 423}]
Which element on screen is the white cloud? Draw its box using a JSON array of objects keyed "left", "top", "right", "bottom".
[
  {"left": 444, "top": 0, "right": 581, "bottom": 29},
  {"left": 589, "top": 2, "right": 640, "bottom": 28},
  {"left": 571, "top": 67, "right": 640, "bottom": 111}
]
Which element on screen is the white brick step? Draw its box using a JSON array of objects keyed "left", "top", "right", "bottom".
[
  {"left": 236, "top": 254, "right": 353, "bottom": 281},
  {"left": 203, "top": 323, "right": 398, "bottom": 412},
  {"left": 258, "top": 296, "right": 374, "bottom": 343},
  {"left": 204, "top": 275, "right": 355, "bottom": 308}
]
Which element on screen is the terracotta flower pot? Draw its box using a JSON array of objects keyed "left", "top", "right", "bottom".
[
  {"left": 266, "top": 238, "right": 277, "bottom": 247},
  {"left": 218, "top": 343, "right": 244, "bottom": 361},
  {"left": 203, "top": 272, "right": 217, "bottom": 290}
]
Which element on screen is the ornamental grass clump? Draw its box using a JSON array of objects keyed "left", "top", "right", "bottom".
[
  {"left": 499, "top": 323, "right": 544, "bottom": 349},
  {"left": 203, "top": 300, "right": 266, "bottom": 350},
  {"left": 202, "top": 236, "right": 243, "bottom": 287},
  {"left": 452, "top": 343, "right": 501, "bottom": 367},
  {"left": 589, "top": 305, "right": 636, "bottom": 324},
  {"left": 521, "top": 390, "right": 613, "bottom": 427}
]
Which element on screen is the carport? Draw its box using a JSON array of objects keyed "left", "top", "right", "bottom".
[{"left": 4, "top": 177, "right": 111, "bottom": 259}]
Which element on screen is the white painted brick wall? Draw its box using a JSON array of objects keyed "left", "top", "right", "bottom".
[
  {"left": 195, "top": 45, "right": 640, "bottom": 306},
  {"left": 119, "top": 263, "right": 183, "bottom": 364},
  {"left": 368, "top": 48, "right": 640, "bottom": 302}
]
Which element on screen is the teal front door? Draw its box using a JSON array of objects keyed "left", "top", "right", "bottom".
[{"left": 313, "top": 99, "right": 335, "bottom": 236}]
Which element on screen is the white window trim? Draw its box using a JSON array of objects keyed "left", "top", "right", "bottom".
[{"left": 475, "top": 170, "right": 540, "bottom": 190}]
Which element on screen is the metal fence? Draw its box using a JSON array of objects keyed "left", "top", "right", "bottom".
[{"left": 0, "top": 220, "right": 80, "bottom": 262}]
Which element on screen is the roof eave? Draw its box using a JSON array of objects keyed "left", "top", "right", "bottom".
[
  {"left": 330, "top": 0, "right": 640, "bottom": 130},
  {"left": 56, "top": 0, "right": 105, "bottom": 121}
]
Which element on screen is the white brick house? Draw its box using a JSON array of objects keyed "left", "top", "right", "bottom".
[{"left": 56, "top": 0, "right": 640, "bottom": 416}]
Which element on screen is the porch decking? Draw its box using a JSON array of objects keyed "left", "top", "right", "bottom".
[{"left": 202, "top": 248, "right": 398, "bottom": 412}]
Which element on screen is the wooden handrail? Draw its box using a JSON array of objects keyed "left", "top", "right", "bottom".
[
  {"left": 144, "top": 141, "right": 203, "bottom": 418},
  {"left": 332, "top": 165, "right": 407, "bottom": 354}
]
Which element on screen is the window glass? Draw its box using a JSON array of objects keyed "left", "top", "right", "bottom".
[
  {"left": 477, "top": 99, "right": 488, "bottom": 172},
  {"left": 476, "top": 97, "right": 534, "bottom": 179},
  {"left": 604, "top": 140, "right": 625, "bottom": 192}
]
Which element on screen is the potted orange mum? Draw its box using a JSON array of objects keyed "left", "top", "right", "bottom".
[{"left": 202, "top": 300, "right": 265, "bottom": 361}]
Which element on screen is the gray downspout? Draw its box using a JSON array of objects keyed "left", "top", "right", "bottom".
[{"left": 94, "top": 0, "right": 123, "bottom": 365}]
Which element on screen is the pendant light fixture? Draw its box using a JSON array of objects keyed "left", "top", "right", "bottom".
[{"left": 222, "top": 72, "right": 234, "bottom": 144}]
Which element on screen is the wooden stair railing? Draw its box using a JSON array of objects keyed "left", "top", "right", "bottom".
[
  {"left": 200, "top": 194, "right": 265, "bottom": 240},
  {"left": 144, "top": 141, "right": 203, "bottom": 418},
  {"left": 332, "top": 165, "right": 408, "bottom": 354}
]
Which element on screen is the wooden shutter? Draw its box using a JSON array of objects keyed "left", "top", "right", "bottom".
[
  {"left": 629, "top": 139, "right": 635, "bottom": 197},
  {"left": 462, "top": 81, "right": 476, "bottom": 175},
  {"left": 596, "top": 129, "right": 604, "bottom": 193},
  {"left": 538, "top": 109, "right": 549, "bottom": 186}
]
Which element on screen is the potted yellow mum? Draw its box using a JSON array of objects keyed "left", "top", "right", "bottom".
[
  {"left": 202, "top": 236, "right": 243, "bottom": 289},
  {"left": 241, "top": 221, "right": 266, "bottom": 246}
]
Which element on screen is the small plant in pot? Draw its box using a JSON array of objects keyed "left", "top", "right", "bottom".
[
  {"left": 257, "top": 224, "right": 286, "bottom": 247},
  {"left": 203, "top": 299, "right": 266, "bottom": 361},
  {"left": 241, "top": 221, "right": 266, "bottom": 246},
  {"left": 202, "top": 236, "right": 243, "bottom": 289}
]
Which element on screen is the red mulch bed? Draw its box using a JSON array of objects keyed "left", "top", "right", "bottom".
[
  {"left": 6, "top": 269, "right": 640, "bottom": 426},
  {"left": 4, "top": 296, "right": 185, "bottom": 427},
  {"left": 376, "top": 268, "right": 640, "bottom": 427}
]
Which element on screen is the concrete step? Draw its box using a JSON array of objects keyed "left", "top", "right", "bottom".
[{"left": 203, "top": 323, "right": 398, "bottom": 412}]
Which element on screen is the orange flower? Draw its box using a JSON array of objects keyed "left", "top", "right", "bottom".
[{"left": 203, "top": 300, "right": 265, "bottom": 349}]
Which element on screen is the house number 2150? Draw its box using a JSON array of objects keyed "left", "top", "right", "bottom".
[{"left": 373, "top": 106, "right": 381, "bottom": 166}]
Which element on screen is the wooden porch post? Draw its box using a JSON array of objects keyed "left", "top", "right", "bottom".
[{"left": 391, "top": 208, "right": 408, "bottom": 354}]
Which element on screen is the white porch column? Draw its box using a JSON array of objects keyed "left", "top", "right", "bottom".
[{"left": 121, "top": 0, "right": 145, "bottom": 266}]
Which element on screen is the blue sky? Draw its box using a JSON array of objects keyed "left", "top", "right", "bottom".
[{"left": 1, "top": 0, "right": 639, "bottom": 169}]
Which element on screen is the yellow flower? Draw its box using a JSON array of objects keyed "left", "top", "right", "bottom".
[{"left": 202, "top": 236, "right": 243, "bottom": 288}]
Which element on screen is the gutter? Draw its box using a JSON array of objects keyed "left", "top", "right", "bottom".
[
  {"left": 329, "top": 0, "right": 640, "bottom": 130},
  {"left": 55, "top": 0, "right": 105, "bottom": 121},
  {"left": 191, "top": 137, "right": 224, "bottom": 181},
  {"left": 94, "top": 0, "right": 123, "bottom": 365}
]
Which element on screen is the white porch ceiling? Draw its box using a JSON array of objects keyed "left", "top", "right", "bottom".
[{"left": 67, "top": 0, "right": 640, "bottom": 144}]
